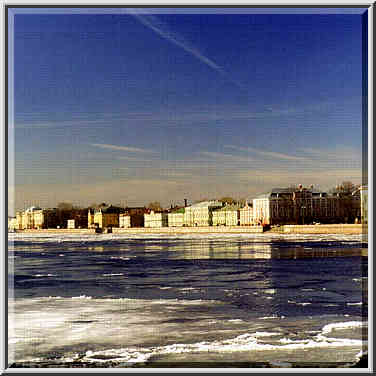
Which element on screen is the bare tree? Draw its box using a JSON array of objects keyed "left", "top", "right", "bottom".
[
  {"left": 57, "top": 202, "right": 74, "bottom": 211},
  {"left": 148, "top": 202, "right": 162, "bottom": 211}
]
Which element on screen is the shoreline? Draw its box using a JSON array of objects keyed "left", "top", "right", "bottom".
[{"left": 11, "top": 224, "right": 366, "bottom": 236}]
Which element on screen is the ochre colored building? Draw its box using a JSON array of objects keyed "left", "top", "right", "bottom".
[{"left": 88, "top": 205, "right": 123, "bottom": 229}]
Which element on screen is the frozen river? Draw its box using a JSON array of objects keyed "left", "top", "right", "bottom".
[{"left": 8, "top": 232, "right": 368, "bottom": 368}]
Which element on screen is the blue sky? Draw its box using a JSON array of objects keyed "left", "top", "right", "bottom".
[{"left": 9, "top": 8, "right": 366, "bottom": 211}]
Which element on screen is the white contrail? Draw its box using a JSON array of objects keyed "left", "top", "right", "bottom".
[
  {"left": 225, "top": 145, "right": 308, "bottom": 161},
  {"left": 132, "top": 13, "right": 244, "bottom": 88},
  {"left": 91, "top": 143, "right": 154, "bottom": 153}
]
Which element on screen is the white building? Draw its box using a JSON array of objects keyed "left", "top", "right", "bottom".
[
  {"left": 239, "top": 202, "right": 254, "bottom": 226},
  {"left": 8, "top": 217, "right": 17, "bottom": 232},
  {"left": 16, "top": 206, "right": 43, "bottom": 229},
  {"left": 119, "top": 214, "right": 131, "bottom": 228},
  {"left": 359, "top": 185, "right": 368, "bottom": 224},
  {"left": 67, "top": 219, "right": 75, "bottom": 229},
  {"left": 144, "top": 211, "right": 168, "bottom": 228},
  {"left": 168, "top": 208, "right": 185, "bottom": 227},
  {"left": 184, "top": 201, "right": 223, "bottom": 227},
  {"left": 212, "top": 204, "right": 240, "bottom": 226}
]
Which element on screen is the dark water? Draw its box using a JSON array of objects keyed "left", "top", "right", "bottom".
[{"left": 8, "top": 232, "right": 368, "bottom": 368}]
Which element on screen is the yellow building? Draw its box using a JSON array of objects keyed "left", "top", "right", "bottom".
[
  {"left": 15, "top": 212, "right": 23, "bottom": 230},
  {"left": 15, "top": 207, "right": 59, "bottom": 229},
  {"left": 88, "top": 210, "right": 95, "bottom": 228},
  {"left": 33, "top": 209, "right": 45, "bottom": 229},
  {"left": 88, "top": 205, "right": 122, "bottom": 229}
]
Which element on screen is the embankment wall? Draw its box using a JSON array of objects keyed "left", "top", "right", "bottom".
[
  {"left": 14, "top": 224, "right": 366, "bottom": 235},
  {"left": 16, "top": 229, "right": 97, "bottom": 234},
  {"left": 283, "top": 224, "right": 366, "bottom": 234},
  {"left": 112, "top": 226, "right": 264, "bottom": 234}
]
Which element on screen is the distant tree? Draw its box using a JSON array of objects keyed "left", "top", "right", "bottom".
[
  {"left": 329, "top": 181, "right": 361, "bottom": 223},
  {"left": 238, "top": 198, "right": 247, "bottom": 207},
  {"left": 57, "top": 202, "right": 74, "bottom": 211},
  {"left": 148, "top": 201, "right": 162, "bottom": 211},
  {"left": 330, "top": 181, "right": 359, "bottom": 196}
]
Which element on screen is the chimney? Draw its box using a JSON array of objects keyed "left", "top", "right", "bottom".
[{"left": 184, "top": 199, "right": 187, "bottom": 207}]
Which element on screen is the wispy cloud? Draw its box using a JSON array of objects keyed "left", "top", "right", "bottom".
[
  {"left": 198, "top": 151, "right": 255, "bottom": 163},
  {"left": 225, "top": 145, "right": 308, "bottom": 161},
  {"left": 299, "top": 147, "right": 361, "bottom": 162},
  {"left": 90, "top": 143, "right": 154, "bottom": 154},
  {"left": 236, "top": 168, "right": 362, "bottom": 191},
  {"left": 132, "top": 13, "right": 243, "bottom": 89}
]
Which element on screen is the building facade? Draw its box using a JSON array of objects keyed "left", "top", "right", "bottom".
[
  {"left": 144, "top": 211, "right": 168, "bottom": 228},
  {"left": 212, "top": 204, "right": 240, "bottom": 226},
  {"left": 253, "top": 186, "right": 346, "bottom": 225},
  {"left": 119, "top": 214, "right": 131, "bottom": 228},
  {"left": 67, "top": 219, "right": 75, "bottom": 229},
  {"left": 88, "top": 205, "right": 123, "bottom": 229},
  {"left": 359, "top": 185, "right": 368, "bottom": 224},
  {"left": 239, "top": 203, "right": 254, "bottom": 226},
  {"left": 16, "top": 206, "right": 42, "bottom": 229},
  {"left": 8, "top": 217, "right": 17, "bottom": 231},
  {"left": 168, "top": 208, "right": 185, "bottom": 227},
  {"left": 15, "top": 207, "right": 60, "bottom": 229},
  {"left": 184, "top": 201, "right": 223, "bottom": 227}
]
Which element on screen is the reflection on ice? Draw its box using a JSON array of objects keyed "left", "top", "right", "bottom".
[{"left": 9, "top": 232, "right": 365, "bottom": 260}]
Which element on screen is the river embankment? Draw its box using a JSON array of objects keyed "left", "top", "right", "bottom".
[
  {"left": 279, "top": 224, "right": 366, "bottom": 235},
  {"left": 13, "top": 224, "right": 366, "bottom": 235}
]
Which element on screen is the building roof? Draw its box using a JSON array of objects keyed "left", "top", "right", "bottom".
[
  {"left": 25, "top": 206, "right": 42, "bottom": 213},
  {"left": 95, "top": 205, "right": 123, "bottom": 214},
  {"left": 254, "top": 187, "right": 332, "bottom": 200},
  {"left": 214, "top": 204, "right": 241, "bottom": 212},
  {"left": 240, "top": 203, "right": 253, "bottom": 209},
  {"left": 189, "top": 200, "right": 223, "bottom": 208},
  {"left": 253, "top": 188, "right": 294, "bottom": 199},
  {"left": 169, "top": 207, "right": 185, "bottom": 214}
]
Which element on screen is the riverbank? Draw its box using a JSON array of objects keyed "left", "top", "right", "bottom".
[
  {"left": 13, "top": 224, "right": 366, "bottom": 235},
  {"left": 278, "top": 224, "right": 366, "bottom": 235}
]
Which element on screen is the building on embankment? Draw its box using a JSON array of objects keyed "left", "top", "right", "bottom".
[
  {"left": 183, "top": 200, "right": 223, "bottom": 227},
  {"left": 252, "top": 185, "right": 356, "bottom": 225},
  {"left": 168, "top": 207, "right": 185, "bottom": 227},
  {"left": 88, "top": 204, "right": 124, "bottom": 229},
  {"left": 144, "top": 210, "right": 168, "bottom": 228},
  {"left": 239, "top": 202, "right": 254, "bottom": 226},
  {"left": 15, "top": 206, "right": 60, "bottom": 229},
  {"left": 212, "top": 204, "right": 240, "bottom": 226},
  {"left": 360, "top": 185, "right": 368, "bottom": 224}
]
